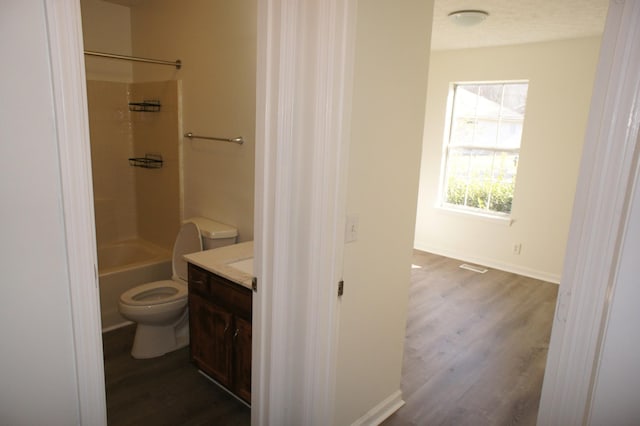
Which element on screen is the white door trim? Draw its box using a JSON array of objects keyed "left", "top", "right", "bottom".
[
  {"left": 44, "top": 1, "right": 106, "bottom": 424},
  {"left": 538, "top": 1, "right": 640, "bottom": 424},
  {"left": 253, "top": 0, "right": 357, "bottom": 424},
  {"left": 50, "top": 0, "right": 638, "bottom": 424}
]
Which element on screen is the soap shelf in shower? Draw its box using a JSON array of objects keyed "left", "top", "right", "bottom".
[
  {"left": 128, "top": 100, "right": 161, "bottom": 112},
  {"left": 128, "top": 154, "right": 163, "bottom": 169}
]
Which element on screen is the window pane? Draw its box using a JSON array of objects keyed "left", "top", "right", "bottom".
[
  {"left": 446, "top": 148, "right": 472, "bottom": 179},
  {"left": 475, "top": 119, "right": 498, "bottom": 147},
  {"left": 442, "top": 81, "right": 528, "bottom": 215},
  {"left": 502, "top": 83, "right": 529, "bottom": 115},
  {"left": 445, "top": 149, "right": 517, "bottom": 214},
  {"left": 477, "top": 84, "right": 503, "bottom": 110},
  {"left": 450, "top": 117, "right": 475, "bottom": 146},
  {"left": 497, "top": 121, "right": 523, "bottom": 149}
]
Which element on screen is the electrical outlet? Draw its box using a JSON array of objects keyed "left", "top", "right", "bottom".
[{"left": 513, "top": 243, "right": 522, "bottom": 255}]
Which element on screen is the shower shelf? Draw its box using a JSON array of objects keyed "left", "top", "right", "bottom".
[
  {"left": 128, "top": 154, "right": 163, "bottom": 169},
  {"left": 128, "top": 100, "right": 161, "bottom": 112}
]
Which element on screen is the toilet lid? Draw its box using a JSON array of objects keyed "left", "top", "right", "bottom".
[
  {"left": 173, "top": 222, "right": 203, "bottom": 280},
  {"left": 120, "top": 280, "right": 187, "bottom": 306}
]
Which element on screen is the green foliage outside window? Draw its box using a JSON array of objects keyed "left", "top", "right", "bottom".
[{"left": 445, "top": 176, "right": 514, "bottom": 214}]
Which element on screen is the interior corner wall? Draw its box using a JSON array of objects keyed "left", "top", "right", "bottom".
[
  {"left": 414, "top": 37, "right": 602, "bottom": 283},
  {"left": 80, "top": 0, "right": 133, "bottom": 82},
  {"left": 334, "top": 0, "right": 433, "bottom": 424},
  {"left": 129, "top": 0, "right": 257, "bottom": 242}
]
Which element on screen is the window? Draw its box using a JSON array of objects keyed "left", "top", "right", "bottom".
[{"left": 441, "top": 81, "right": 529, "bottom": 216}]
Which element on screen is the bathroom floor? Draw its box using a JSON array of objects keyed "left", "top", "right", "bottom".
[{"left": 103, "top": 324, "right": 250, "bottom": 426}]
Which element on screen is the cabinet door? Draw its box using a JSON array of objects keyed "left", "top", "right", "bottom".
[
  {"left": 189, "top": 292, "right": 233, "bottom": 387},
  {"left": 233, "top": 316, "right": 252, "bottom": 403}
]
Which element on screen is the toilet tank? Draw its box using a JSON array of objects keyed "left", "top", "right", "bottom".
[{"left": 185, "top": 217, "right": 238, "bottom": 250}]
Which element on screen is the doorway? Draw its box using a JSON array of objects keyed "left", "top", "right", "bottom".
[
  {"left": 45, "top": 0, "right": 640, "bottom": 417},
  {"left": 79, "top": 0, "right": 256, "bottom": 422},
  {"left": 406, "top": 1, "right": 609, "bottom": 423}
]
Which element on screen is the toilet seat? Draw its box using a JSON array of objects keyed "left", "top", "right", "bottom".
[{"left": 120, "top": 280, "right": 187, "bottom": 307}]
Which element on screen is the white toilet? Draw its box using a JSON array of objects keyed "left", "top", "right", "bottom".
[{"left": 118, "top": 217, "right": 237, "bottom": 359}]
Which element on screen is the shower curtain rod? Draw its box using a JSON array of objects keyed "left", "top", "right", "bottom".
[{"left": 84, "top": 50, "right": 182, "bottom": 69}]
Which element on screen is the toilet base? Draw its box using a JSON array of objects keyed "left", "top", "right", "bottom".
[{"left": 130, "top": 312, "right": 189, "bottom": 359}]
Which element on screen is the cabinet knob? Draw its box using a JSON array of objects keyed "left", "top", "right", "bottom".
[{"left": 233, "top": 328, "right": 239, "bottom": 340}]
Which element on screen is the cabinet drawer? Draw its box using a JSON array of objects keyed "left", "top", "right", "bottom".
[{"left": 188, "top": 265, "right": 209, "bottom": 294}]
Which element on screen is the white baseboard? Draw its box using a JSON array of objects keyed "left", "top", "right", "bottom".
[
  {"left": 350, "top": 390, "right": 405, "bottom": 426},
  {"left": 414, "top": 243, "right": 561, "bottom": 284}
]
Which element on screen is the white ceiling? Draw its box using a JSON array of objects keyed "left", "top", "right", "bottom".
[
  {"left": 102, "top": 0, "right": 609, "bottom": 51},
  {"left": 431, "top": 0, "right": 610, "bottom": 51}
]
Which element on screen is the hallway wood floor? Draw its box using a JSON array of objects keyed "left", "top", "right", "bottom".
[
  {"left": 103, "top": 324, "right": 250, "bottom": 426},
  {"left": 383, "top": 250, "right": 558, "bottom": 426}
]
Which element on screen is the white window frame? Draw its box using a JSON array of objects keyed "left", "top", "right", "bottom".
[{"left": 439, "top": 80, "right": 529, "bottom": 219}]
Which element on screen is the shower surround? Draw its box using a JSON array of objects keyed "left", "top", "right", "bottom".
[{"left": 86, "top": 79, "right": 182, "bottom": 329}]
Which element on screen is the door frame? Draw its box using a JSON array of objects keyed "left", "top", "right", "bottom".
[
  {"left": 44, "top": 1, "right": 106, "bottom": 424},
  {"left": 48, "top": 0, "right": 640, "bottom": 424},
  {"left": 252, "top": 0, "right": 357, "bottom": 424},
  {"left": 538, "top": 1, "right": 640, "bottom": 423}
]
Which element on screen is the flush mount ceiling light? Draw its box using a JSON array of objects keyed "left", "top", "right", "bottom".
[{"left": 448, "top": 10, "right": 489, "bottom": 27}]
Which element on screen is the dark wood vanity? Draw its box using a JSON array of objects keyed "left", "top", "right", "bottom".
[{"left": 188, "top": 263, "right": 252, "bottom": 403}]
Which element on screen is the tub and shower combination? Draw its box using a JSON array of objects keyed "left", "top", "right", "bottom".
[
  {"left": 86, "top": 78, "right": 181, "bottom": 332},
  {"left": 98, "top": 239, "right": 172, "bottom": 331}
]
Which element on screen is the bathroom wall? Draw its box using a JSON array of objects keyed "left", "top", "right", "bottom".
[
  {"left": 82, "top": 0, "right": 136, "bottom": 246},
  {"left": 81, "top": 0, "right": 133, "bottom": 82},
  {"left": 86, "top": 80, "right": 137, "bottom": 245},
  {"left": 82, "top": 0, "right": 257, "bottom": 241},
  {"left": 128, "top": 0, "right": 257, "bottom": 242},
  {"left": 82, "top": 0, "right": 256, "bottom": 242},
  {"left": 81, "top": 0, "right": 182, "bottom": 250},
  {"left": 130, "top": 81, "right": 181, "bottom": 249},
  {"left": 414, "top": 37, "right": 601, "bottom": 283},
  {"left": 85, "top": 79, "right": 180, "bottom": 250}
]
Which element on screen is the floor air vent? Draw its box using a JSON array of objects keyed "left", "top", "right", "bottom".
[{"left": 459, "top": 263, "right": 488, "bottom": 274}]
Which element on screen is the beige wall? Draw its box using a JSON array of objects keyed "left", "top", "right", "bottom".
[
  {"left": 85, "top": 79, "right": 180, "bottom": 250},
  {"left": 335, "top": 0, "right": 433, "bottom": 423},
  {"left": 82, "top": 0, "right": 254, "bottom": 246},
  {"left": 129, "top": 0, "right": 257, "bottom": 242},
  {"left": 415, "top": 37, "right": 601, "bottom": 283},
  {"left": 80, "top": 0, "right": 133, "bottom": 82},
  {"left": 86, "top": 80, "right": 137, "bottom": 245},
  {"left": 131, "top": 81, "right": 181, "bottom": 249}
]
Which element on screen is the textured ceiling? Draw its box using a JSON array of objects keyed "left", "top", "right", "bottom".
[
  {"left": 103, "top": 0, "right": 609, "bottom": 51},
  {"left": 432, "top": 0, "right": 610, "bottom": 51}
]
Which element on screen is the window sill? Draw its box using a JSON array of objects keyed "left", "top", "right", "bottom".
[{"left": 435, "top": 206, "right": 514, "bottom": 226}]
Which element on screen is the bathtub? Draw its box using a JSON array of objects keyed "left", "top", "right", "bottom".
[{"left": 98, "top": 239, "right": 172, "bottom": 332}]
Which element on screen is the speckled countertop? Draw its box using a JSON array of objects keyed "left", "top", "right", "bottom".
[{"left": 183, "top": 241, "right": 254, "bottom": 290}]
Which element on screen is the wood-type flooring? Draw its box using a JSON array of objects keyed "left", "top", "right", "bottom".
[
  {"left": 383, "top": 250, "right": 558, "bottom": 426},
  {"left": 103, "top": 324, "right": 250, "bottom": 426},
  {"left": 103, "top": 250, "right": 556, "bottom": 425}
]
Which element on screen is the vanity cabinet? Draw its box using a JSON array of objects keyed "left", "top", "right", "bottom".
[{"left": 188, "top": 263, "right": 252, "bottom": 403}]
